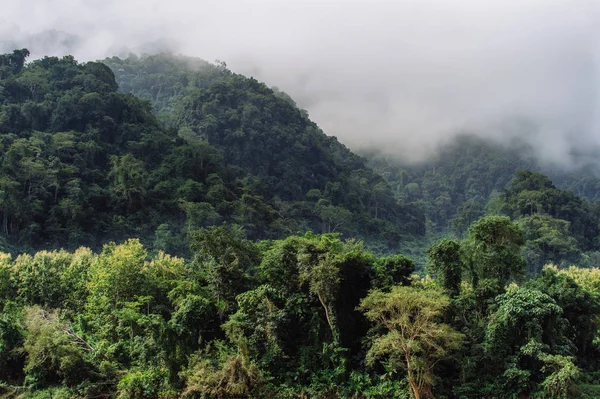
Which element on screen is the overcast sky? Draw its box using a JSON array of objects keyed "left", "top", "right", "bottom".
[{"left": 2, "top": 0, "right": 599, "bottom": 165}]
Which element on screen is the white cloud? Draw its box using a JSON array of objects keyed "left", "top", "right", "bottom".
[{"left": 2, "top": 0, "right": 600, "bottom": 165}]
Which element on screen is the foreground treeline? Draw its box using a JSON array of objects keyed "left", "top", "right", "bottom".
[{"left": 2, "top": 218, "right": 600, "bottom": 398}]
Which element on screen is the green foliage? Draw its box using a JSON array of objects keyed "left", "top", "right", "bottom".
[
  {"left": 4, "top": 48, "right": 600, "bottom": 398},
  {"left": 528, "top": 267, "right": 600, "bottom": 367},
  {"left": 0, "top": 302, "right": 25, "bottom": 384},
  {"left": 368, "top": 136, "right": 600, "bottom": 272},
  {"left": 21, "top": 307, "right": 91, "bottom": 388},
  {"left": 0, "top": 50, "right": 174, "bottom": 250},
  {"left": 116, "top": 367, "right": 175, "bottom": 399},
  {"left": 360, "top": 286, "right": 464, "bottom": 399},
  {"left": 483, "top": 287, "right": 575, "bottom": 397},
  {"left": 190, "top": 224, "right": 260, "bottom": 320},
  {"left": 463, "top": 216, "right": 526, "bottom": 290},
  {"left": 427, "top": 239, "right": 463, "bottom": 296},
  {"left": 485, "top": 287, "right": 568, "bottom": 357},
  {"left": 538, "top": 353, "right": 580, "bottom": 399},
  {"left": 182, "top": 350, "right": 268, "bottom": 399},
  {"left": 367, "top": 135, "right": 536, "bottom": 234},
  {"left": 343, "top": 371, "right": 409, "bottom": 399},
  {"left": 0, "top": 48, "right": 428, "bottom": 255},
  {"left": 371, "top": 254, "right": 415, "bottom": 291},
  {"left": 519, "top": 214, "right": 581, "bottom": 273},
  {"left": 1, "top": 226, "right": 600, "bottom": 398},
  {"left": 103, "top": 53, "right": 425, "bottom": 249},
  {"left": 498, "top": 170, "right": 600, "bottom": 272}
]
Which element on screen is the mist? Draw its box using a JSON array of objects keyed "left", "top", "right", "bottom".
[{"left": 2, "top": 0, "right": 599, "bottom": 166}]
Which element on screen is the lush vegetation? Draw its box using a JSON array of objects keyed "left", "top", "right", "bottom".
[
  {"left": 0, "top": 49, "right": 422, "bottom": 256},
  {"left": 2, "top": 220, "right": 600, "bottom": 398},
  {"left": 103, "top": 53, "right": 424, "bottom": 249},
  {"left": 368, "top": 136, "right": 600, "bottom": 270},
  {"left": 2, "top": 49, "right": 600, "bottom": 398}
]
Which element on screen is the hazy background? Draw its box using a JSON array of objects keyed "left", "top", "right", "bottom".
[{"left": 1, "top": 0, "right": 599, "bottom": 165}]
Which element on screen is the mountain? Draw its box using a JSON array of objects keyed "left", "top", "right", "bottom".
[
  {"left": 366, "top": 134, "right": 600, "bottom": 271},
  {"left": 0, "top": 49, "right": 172, "bottom": 250},
  {"left": 103, "top": 53, "right": 425, "bottom": 246},
  {"left": 0, "top": 50, "right": 423, "bottom": 254},
  {"left": 365, "top": 135, "right": 539, "bottom": 233}
]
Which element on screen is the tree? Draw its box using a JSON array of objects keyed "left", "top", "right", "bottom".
[
  {"left": 558, "top": 266, "right": 600, "bottom": 300},
  {"left": 10, "top": 250, "right": 73, "bottom": 308},
  {"left": 484, "top": 287, "right": 577, "bottom": 397},
  {"left": 189, "top": 224, "right": 260, "bottom": 320},
  {"left": 359, "top": 286, "right": 464, "bottom": 399},
  {"left": 519, "top": 214, "right": 581, "bottom": 273},
  {"left": 108, "top": 154, "right": 147, "bottom": 211},
  {"left": 86, "top": 239, "right": 148, "bottom": 307},
  {"left": 0, "top": 49, "right": 29, "bottom": 77},
  {"left": 427, "top": 239, "right": 463, "bottom": 296},
  {"left": 296, "top": 234, "right": 344, "bottom": 341},
  {"left": 0, "top": 303, "right": 24, "bottom": 384},
  {"left": 182, "top": 349, "right": 266, "bottom": 399},
  {"left": 371, "top": 254, "right": 415, "bottom": 290},
  {"left": 177, "top": 127, "right": 222, "bottom": 177},
  {"left": 22, "top": 306, "right": 92, "bottom": 388},
  {"left": 463, "top": 216, "right": 526, "bottom": 290},
  {"left": 0, "top": 176, "right": 20, "bottom": 238},
  {"left": 528, "top": 266, "right": 600, "bottom": 365},
  {"left": 317, "top": 203, "right": 352, "bottom": 234},
  {"left": 223, "top": 284, "right": 286, "bottom": 372}
]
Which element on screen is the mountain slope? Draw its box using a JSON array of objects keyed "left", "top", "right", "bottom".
[
  {"left": 366, "top": 135, "right": 600, "bottom": 270},
  {"left": 0, "top": 49, "right": 173, "bottom": 249},
  {"left": 104, "top": 53, "right": 425, "bottom": 246},
  {"left": 0, "top": 50, "right": 424, "bottom": 253},
  {"left": 366, "top": 134, "right": 600, "bottom": 233}
]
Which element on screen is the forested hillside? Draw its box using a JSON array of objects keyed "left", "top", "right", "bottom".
[
  {"left": 0, "top": 49, "right": 171, "bottom": 250},
  {"left": 366, "top": 135, "right": 537, "bottom": 233},
  {"left": 103, "top": 54, "right": 424, "bottom": 246},
  {"left": 367, "top": 135, "right": 600, "bottom": 232},
  {"left": 367, "top": 135, "right": 600, "bottom": 271},
  {"left": 102, "top": 54, "right": 600, "bottom": 271},
  {"left": 0, "top": 50, "right": 422, "bottom": 255}
]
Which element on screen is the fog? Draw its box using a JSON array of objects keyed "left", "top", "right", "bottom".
[{"left": 2, "top": 0, "right": 599, "bottom": 166}]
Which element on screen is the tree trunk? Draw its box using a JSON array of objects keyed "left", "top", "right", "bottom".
[
  {"left": 409, "top": 379, "right": 421, "bottom": 399},
  {"left": 2, "top": 210, "right": 8, "bottom": 237},
  {"left": 317, "top": 293, "right": 336, "bottom": 339},
  {"left": 405, "top": 351, "right": 422, "bottom": 399}
]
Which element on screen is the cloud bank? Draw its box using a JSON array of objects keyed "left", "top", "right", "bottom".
[{"left": 2, "top": 0, "right": 600, "bottom": 165}]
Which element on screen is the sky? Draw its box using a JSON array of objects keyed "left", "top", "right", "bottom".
[{"left": 1, "top": 0, "right": 599, "bottom": 165}]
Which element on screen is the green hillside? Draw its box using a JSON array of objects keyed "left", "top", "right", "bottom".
[
  {"left": 0, "top": 50, "right": 422, "bottom": 255},
  {"left": 367, "top": 135, "right": 600, "bottom": 271},
  {"left": 104, "top": 54, "right": 425, "bottom": 246}
]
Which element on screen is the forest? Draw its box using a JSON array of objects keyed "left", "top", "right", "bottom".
[{"left": 2, "top": 49, "right": 600, "bottom": 398}]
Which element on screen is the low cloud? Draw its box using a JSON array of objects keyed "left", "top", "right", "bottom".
[{"left": 2, "top": 0, "right": 600, "bottom": 166}]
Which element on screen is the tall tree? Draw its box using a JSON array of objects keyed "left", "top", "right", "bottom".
[
  {"left": 360, "top": 286, "right": 464, "bottom": 399},
  {"left": 189, "top": 224, "right": 260, "bottom": 320},
  {"left": 463, "top": 216, "right": 526, "bottom": 291},
  {"left": 427, "top": 239, "right": 463, "bottom": 296}
]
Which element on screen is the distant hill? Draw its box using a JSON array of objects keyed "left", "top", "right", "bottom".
[
  {"left": 365, "top": 135, "right": 538, "bottom": 233},
  {"left": 365, "top": 134, "right": 600, "bottom": 270}
]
